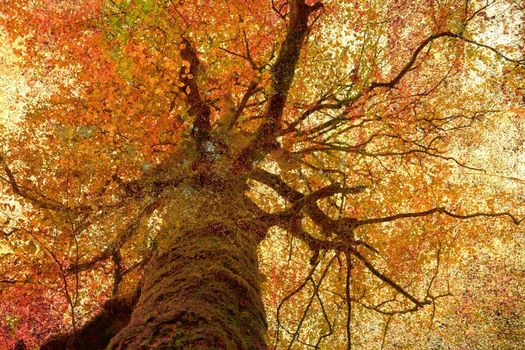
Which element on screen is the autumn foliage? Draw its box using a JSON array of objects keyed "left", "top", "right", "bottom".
[{"left": 0, "top": 0, "right": 524, "bottom": 349}]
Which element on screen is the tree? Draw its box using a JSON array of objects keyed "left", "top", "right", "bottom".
[{"left": 0, "top": 0, "right": 523, "bottom": 348}]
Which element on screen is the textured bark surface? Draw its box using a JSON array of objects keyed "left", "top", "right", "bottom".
[{"left": 107, "top": 184, "right": 267, "bottom": 349}]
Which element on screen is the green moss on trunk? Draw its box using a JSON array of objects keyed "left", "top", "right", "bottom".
[{"left": 108, "top": 187, "right": 267, "bottom": 349}]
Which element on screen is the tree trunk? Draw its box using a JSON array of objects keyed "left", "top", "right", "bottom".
[{"left": 108, "top": 183, "right": 267, "bottom": 349}]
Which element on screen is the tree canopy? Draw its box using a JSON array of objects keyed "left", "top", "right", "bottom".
[{"left": 0, "top": 0, "right": 524, "bottom": 349}]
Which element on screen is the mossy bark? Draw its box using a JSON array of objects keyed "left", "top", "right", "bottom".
[{"left": 108, "top": 186, "right": 267, "bottom": 349}]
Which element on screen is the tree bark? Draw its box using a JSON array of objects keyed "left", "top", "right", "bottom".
[{"left": 107, "top": 184, "right": 267, "bottom": 349}]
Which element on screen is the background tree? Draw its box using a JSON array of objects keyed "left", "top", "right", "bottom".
[{"left": 0, "top": 0, "right": 523, "bottom": 348}]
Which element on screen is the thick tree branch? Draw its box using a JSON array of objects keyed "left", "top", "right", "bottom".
[
  {"left": 250, "top": 167, "right": 364, "bottom": 202},
  {"left": 370, "top": 31, "right": 523, "bottom": 91},
  {"left": 250, "top": 167, "right": 303, "bottom": 202},
  {"left": 235, "top": 0, "right": 323, "bottom": 171},
  {"left": 250, "top": 168, "right": 365, "bottom": 243},
  {"left": 179, "top": 37, "right": 212, "bottom": 153},
  {"left": 370, "top": 32, "right": 458, "bottom": 90}
]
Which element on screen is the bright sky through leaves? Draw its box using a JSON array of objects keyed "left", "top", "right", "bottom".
[{"left": 0, "top": 0, "right": 523, "bottom": 349}]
